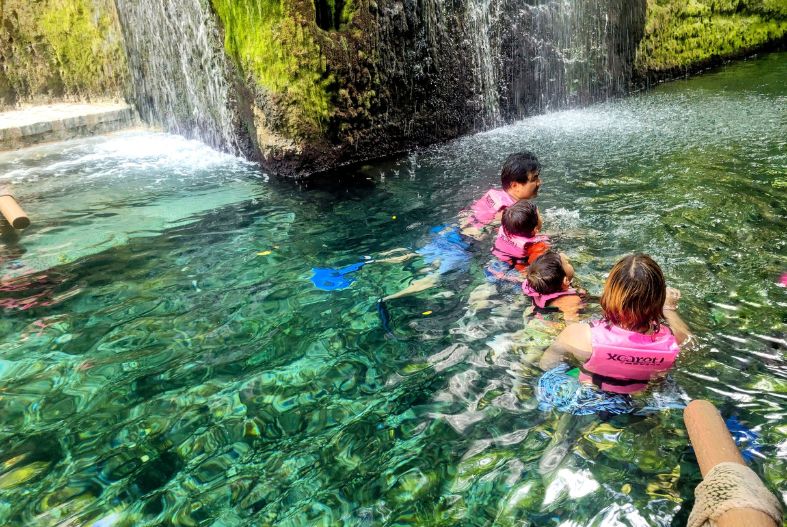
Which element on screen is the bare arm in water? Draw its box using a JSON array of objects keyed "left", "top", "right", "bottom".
[
  {"left": 663, "top": 287, "right": 691, "bottom": 345},
  {"left": 549, "top": 294, "right": 584, "bottom": 323}
]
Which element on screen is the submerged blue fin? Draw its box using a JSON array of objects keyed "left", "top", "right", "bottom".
[
  {"left": 310, "top": 268, "right": 356, "bottom": 291},
  {"left": 376, "top": 298, "right": 396, "bottom": 339},
  {"left": 310, "top": 260, "right": 371, "bottom": 291},
  {"left": 725, "top": 416, "right": 763, "bottom": 463}
]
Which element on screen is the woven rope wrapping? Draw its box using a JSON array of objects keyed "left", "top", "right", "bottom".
[{"left": 688, "top": 462, "right": 783, "bottom": 527}]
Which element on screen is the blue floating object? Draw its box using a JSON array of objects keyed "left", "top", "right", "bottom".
[
  {"left": 725, "top": 415, "right": 763, "bottom": 463},
  {"left": 310, "top": 260, "right": 370, "bottom": 291}
]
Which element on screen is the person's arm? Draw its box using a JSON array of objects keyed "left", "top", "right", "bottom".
[
  {"left": 550, "top": 294, "right": 583, "bottom": 323},
  {"left": 539, "top": 322, "right": 593, "bottom": 370},
  {"left": 663, "top": 287, "right": 691, "bottom": 345}
]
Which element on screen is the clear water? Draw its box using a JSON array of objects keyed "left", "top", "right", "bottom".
[{"left": 0, "top": 53, "right": 784, "bottom": 526}]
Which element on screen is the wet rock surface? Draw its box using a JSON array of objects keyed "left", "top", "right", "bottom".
[
  {"left": 0, "top": 0, "right": 128, "bottom": 108},
  {"left": 2, "top": 0, "right": 784, "bottom": 176},
  {"left": 0, "top": 103, "right": 137, "bottom": 151},
  {"left": 201, "top": 0, "right": 649, "bottom": 176}
]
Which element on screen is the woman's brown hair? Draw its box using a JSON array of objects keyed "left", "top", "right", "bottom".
[{"left": 600, "top": 253, "right": 666, "bottom": 333}]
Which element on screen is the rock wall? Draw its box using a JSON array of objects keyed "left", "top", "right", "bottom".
[
  {"left": 1, "top": 1, "right": 784, "bottom": 176},
  {"left": 0, "top": 0, "right": 128, "bottom": 108},
  {"left": 635, "top": 0, "right": 787, "bottom": 81},
  {"left": 204, "top": 0, "right": 646, "bottom": 176},
  {"left": 114, "top": 0, "right": 252, "bottom": 157},
  {"left": 208, "top": 0, "right": 480, "bottom": 176},
  {"left": 496, "top": 1, "right": 646, "bottom": 120}
]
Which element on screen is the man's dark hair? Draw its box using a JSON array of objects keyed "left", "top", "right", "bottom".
[
  {"left": 501, "top": 151, "right": 541, "bottom": 190},
  {"left": 527, "top": 251, "right": 566, "bottom": 294},
  {"left": 502, "top": 199, "right": 539, "bottom": 237}
]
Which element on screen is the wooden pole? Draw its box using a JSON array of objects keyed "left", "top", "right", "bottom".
[
  {"left": 0, "top": 194, "right": 30, "bottom": 229},
  {"left": 684, "top": 400, "right": 777, "bottom": 527}
]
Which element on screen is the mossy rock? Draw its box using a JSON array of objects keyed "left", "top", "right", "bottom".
[
  {"left": 636, "top": 0, "right": 787, "bottom": 78},
  {"left": 0, "top": 0, "right": 128, "bottom": 107}
]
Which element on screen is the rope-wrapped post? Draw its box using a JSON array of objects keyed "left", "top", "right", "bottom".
[
  {"left": 0, "top": 194, "right": 30, "bottom": 230},
  {"left": 684, "top": 400, "right": 777, "bottom": 527}
]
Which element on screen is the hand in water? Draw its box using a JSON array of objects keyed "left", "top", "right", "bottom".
[{"left": 664, "top": 287, "right": 680, "bottom": 310}]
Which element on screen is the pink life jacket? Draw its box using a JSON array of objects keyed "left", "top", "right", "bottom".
[
  {"left": 522, "top": 281, "right": 578, "bottom": 308},
  {"left": 579, "top": 321, "right": 680, "bottom": 394},
  {"left": 491, "top": 227, "right": 550, "bottom": 264},
  {"left": 468, "top": 188, "right": 516, "bottom": 228}
]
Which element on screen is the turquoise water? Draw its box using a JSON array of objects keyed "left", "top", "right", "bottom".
[{"left": 0, "top": 53, "right": 785, "bottom": 526}]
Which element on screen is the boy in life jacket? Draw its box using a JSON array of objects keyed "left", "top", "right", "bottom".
[
  {"left": 523, "top": 251, "right": 584, "bottom": 321},
  {"left": 484, "top": 200, "right": 550, "bottom": 286},
  {"left": 459, "top": 151, "right": 542, "bottom": 237},
  {"left": 539, "top": 253, "right": 691, "bottom": 395}
]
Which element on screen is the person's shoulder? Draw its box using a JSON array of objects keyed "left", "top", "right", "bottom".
[
  {"left": 557, "top": 321, "right": 592, "bottom": 349},
  {"left": 550, "top": 293, "right": 582, "bottom": 309},
  {"left": 477, "top": 187, "right": 499, "bottom": 198},
  {"left": 487, "top": 187, "right": 512, "bottom": 205},
  {"left": 470, "top": 188, "right": 496, "bottom": 208}
]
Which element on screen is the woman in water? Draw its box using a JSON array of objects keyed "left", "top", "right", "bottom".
[
  {"left": 539, "top": 253, "right": 690, "bottom": 392},
  {"left": 534, "top": 253, "right": 691, "bottom": 474}
]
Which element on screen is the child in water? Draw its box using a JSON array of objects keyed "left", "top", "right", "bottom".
[
  {"left": 460, "top": 151, "right": 542, "bottom": 237},
  {"left": 523, "top": 251, "right": 583, "bottom": 321},
  {"left": 484, "top": 200, "right": 550, "bottom": 286}
]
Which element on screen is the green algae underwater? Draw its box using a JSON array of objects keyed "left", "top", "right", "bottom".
[{"left": 0, "top": 52, "right": 785, "bottom": 526}]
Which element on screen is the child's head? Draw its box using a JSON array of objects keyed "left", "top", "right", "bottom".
[
  {"left": 502, "top": 200, "right": 540, "bottom": 237},
  {"left": 527, "top": 251, "right": 574, "bottom": 294},
  {"left": 601, "top": 253, "right": 666, "bottom": 333},
  {"left": 501, "top": 152, "right": 541, "bottom": 199}
]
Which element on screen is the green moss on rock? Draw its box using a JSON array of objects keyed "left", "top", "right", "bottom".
[
  {"left": 210, "top": 0, "right": 337, "bottom": 138},
  {"left": 636, "top": 0, "right": 787, "bottom": 74},
  {"left": 0, "top": 0, "right": 128, "bottom": 107}
]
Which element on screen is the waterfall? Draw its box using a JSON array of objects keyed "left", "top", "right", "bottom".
[
  {"left": 107, "top": 0, "right": 644, "bottom": 173},
  {"left": 114, "top": 0, "right": 245, "bottom": 155},
  {"left": 472, "top": 0, "right": 644, "bottom": 122},
  {"left": 466, "top": 0, "right": 502, "bottom": 128}
]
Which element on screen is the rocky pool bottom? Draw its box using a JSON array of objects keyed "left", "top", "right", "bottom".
[{"left": 0, "top": 53, "right": 784, "bottom": 526}]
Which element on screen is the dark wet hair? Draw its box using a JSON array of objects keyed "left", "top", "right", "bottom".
[
  {"left": 502, "top": 199, "right": 539, "bottom": 237},
  {"left": 501, "top": 151, "right": 541, "bottom": 190},
  {"left": 601, "top": 253, "right": 666, "bottom": 334},
  {"left": 527, "top": 251, "right": 566, "bottom": 294}
]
